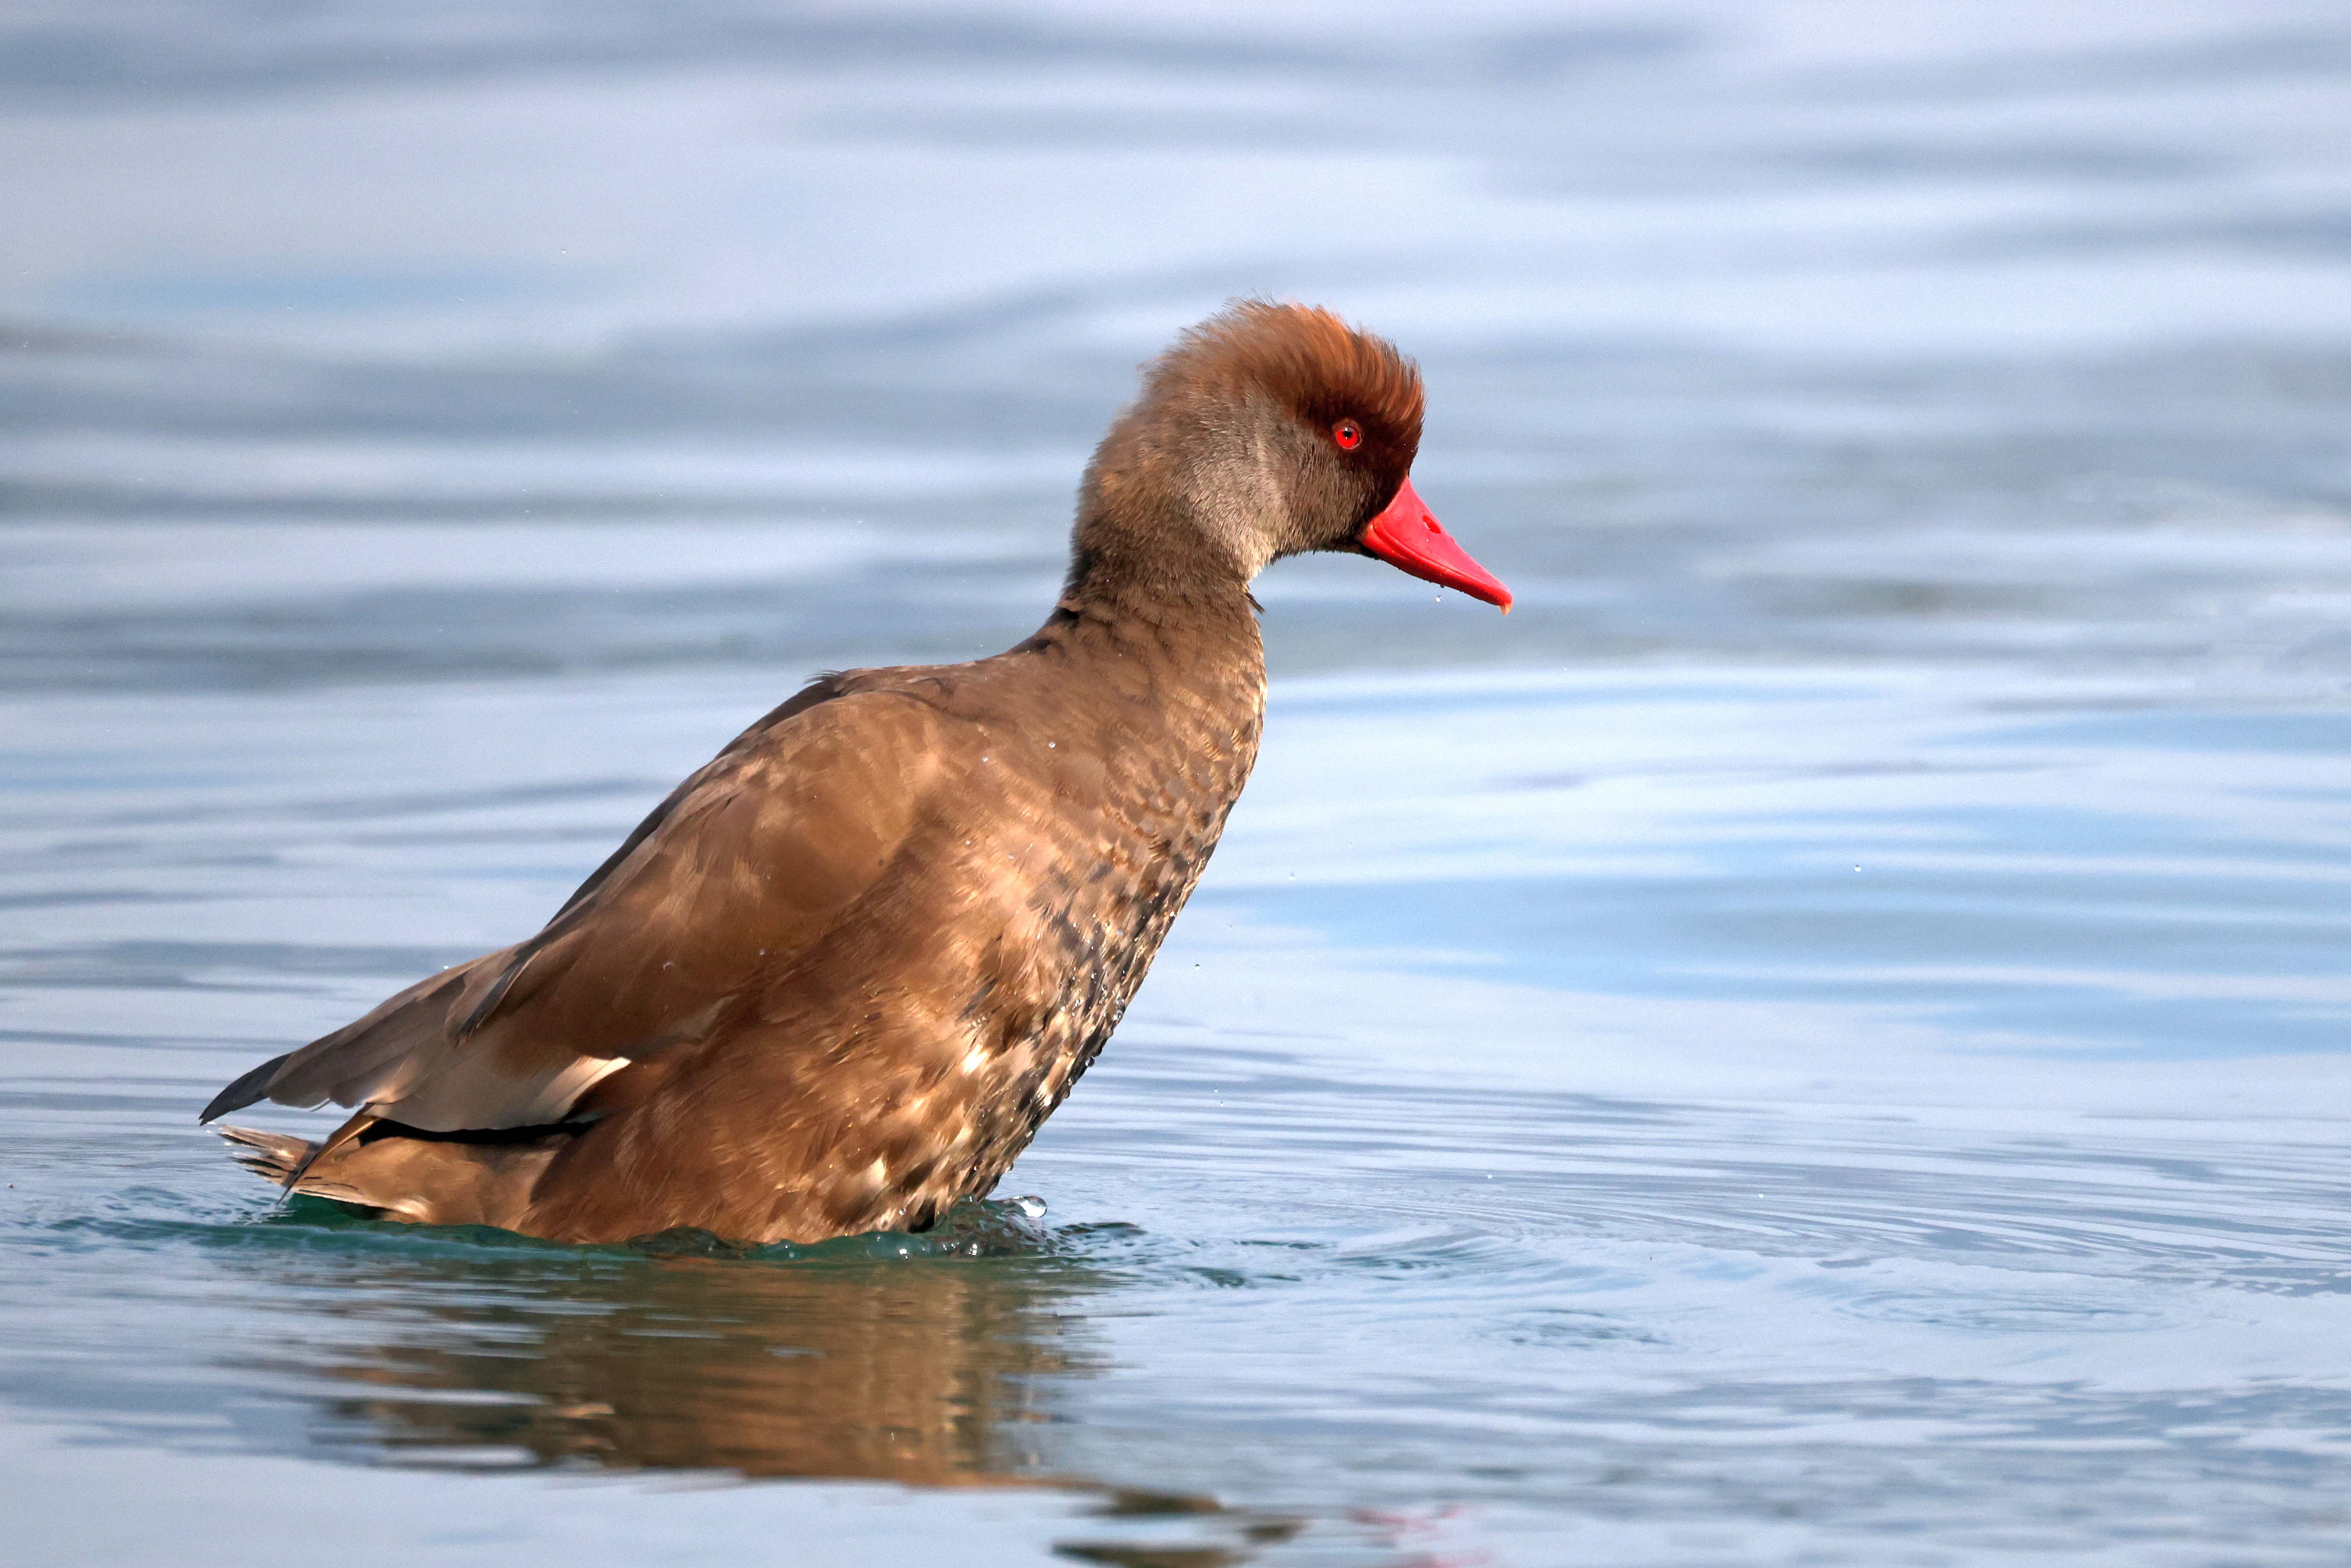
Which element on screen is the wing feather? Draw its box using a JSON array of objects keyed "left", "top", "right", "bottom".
[{"left": 204, "top": 677, "right": 950, "bottom": 1134}]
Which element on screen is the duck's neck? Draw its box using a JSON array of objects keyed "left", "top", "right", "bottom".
[{"left": 1056, "top": 533, "right": 1264, "bottom": 683}]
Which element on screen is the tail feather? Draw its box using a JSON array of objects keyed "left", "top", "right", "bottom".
[
  {"left": 280, "top": 1110, "right": 381, "bottom": 1190},
  {"left": 217, "top": 1124, "right": 310, "bottom": 1182},
  {"left": 214, "top": 1122, "right": 567, "bottom": 1230},
  {"left": 215, "top": 1125, "right": 383, "bottom": 1212}
]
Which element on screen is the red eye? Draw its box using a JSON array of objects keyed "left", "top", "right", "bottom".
[{"left": 1332, "top": 419, "right": 1362, "bottom": 450}]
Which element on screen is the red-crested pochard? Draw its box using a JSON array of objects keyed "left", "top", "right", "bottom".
[{"left": 204, "top": 301, "right": 1511, "bottom": 1245}]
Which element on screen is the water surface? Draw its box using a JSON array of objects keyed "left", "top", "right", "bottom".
[{"left": 4, "top": 3, "right": 2351, "bottom": 1563}]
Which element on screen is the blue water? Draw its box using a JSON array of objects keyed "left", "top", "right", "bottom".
[{"left": 5, "top": 3, "right": 2351, "bottom": 1563}]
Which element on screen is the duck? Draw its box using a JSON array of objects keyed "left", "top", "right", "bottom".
[{"left": 202, "top": 300, "right": 1512, "bottom": 1245}]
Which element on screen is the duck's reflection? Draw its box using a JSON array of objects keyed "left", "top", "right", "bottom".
[
  {"left": 218, "top": 1207, "right": 1348, "bottom": 1561},
  {"left": 247, "top": 1209, "right": 1104, "bottom": 1486}
]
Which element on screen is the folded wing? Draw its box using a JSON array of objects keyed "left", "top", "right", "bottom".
[{"left": 202, "top": 678, "right": 949, "bottom": 1134}]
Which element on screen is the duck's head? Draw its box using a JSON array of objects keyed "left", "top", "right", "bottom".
[{"left": 1070, "top": 300, "right": 1512, "bottom": 614}]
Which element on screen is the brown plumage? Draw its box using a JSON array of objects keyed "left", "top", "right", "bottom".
[{"left": 204, "top": 300, "right": 1509, "bottom": 1245}]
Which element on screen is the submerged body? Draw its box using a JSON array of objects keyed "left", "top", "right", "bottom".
[{"left": 206, "top": 302, "right": 1509, "bottom": 1244}]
